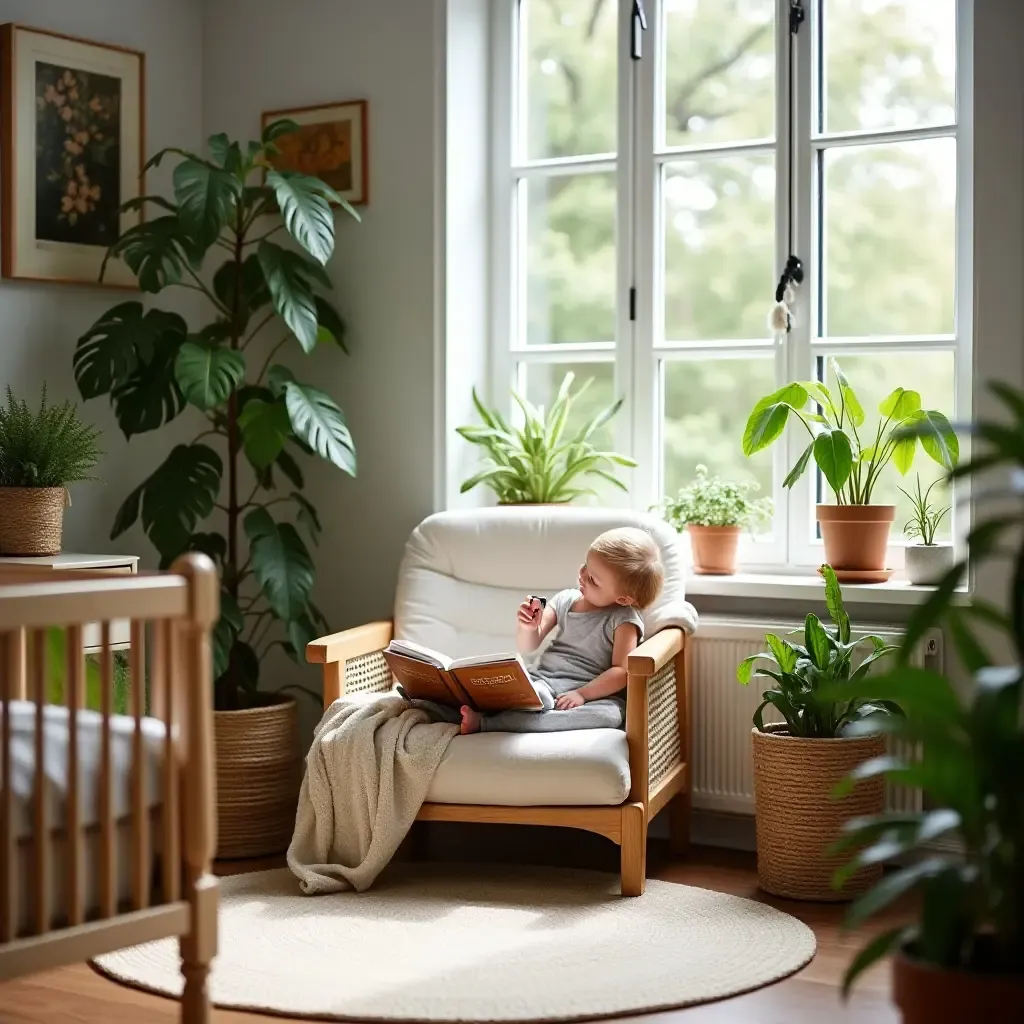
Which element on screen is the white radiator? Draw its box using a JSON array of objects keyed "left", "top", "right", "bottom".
[{"left": 690, "top": 617, "right": 942, "bottom": 816}]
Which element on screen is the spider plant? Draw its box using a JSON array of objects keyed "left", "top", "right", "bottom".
[
  {"left": 899, "top": 474, "right": 951, "bottom": 546},
  {"left": 456, "top": 372, "right": 636, "bottom": 504}
]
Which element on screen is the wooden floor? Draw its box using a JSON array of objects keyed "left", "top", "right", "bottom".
[{"left": 0, "top": 838, "right": 903, "bottom": 1024}]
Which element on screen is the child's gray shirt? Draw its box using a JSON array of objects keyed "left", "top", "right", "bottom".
[{"left": 533, "top": 588, "right": 645, "bottom": 694}]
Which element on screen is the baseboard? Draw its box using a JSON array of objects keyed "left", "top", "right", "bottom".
[{"left": 650, "top": 807, "right": 757, "bottom": 852}]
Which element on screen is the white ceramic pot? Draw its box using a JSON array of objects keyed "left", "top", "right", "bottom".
[{"left": 905, "top": 543, "right": 954, "bottom": 585}]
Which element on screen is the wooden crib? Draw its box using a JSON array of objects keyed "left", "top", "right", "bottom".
[{"left": 0, "top": 553, "right": 219, "bottom": 1023}]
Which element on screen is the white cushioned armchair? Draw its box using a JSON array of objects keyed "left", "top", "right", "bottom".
[{"left": 306, "top": 506, "right": 698, "bottom": 895}]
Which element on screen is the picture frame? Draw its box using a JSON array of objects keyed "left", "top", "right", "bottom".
[
  {"left": 261, "top": 99, "right": 369, "bottom": 206},
  {"left": 0, "top": 24, "right": 144, "bottom": 287}
]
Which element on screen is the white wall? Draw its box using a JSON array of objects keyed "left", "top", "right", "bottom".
[
  {"left": 203, "top": 0, "right": 442, "bottom": 646},
  {"left": 0, "top": 0, "right": 205, "bottom": 555}
]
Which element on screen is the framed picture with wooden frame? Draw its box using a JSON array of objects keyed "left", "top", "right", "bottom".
[
  {"left": 261, "top": 99, "right": 369, "bottom": 206},
  {"left": 0, "top": 24, "right": 144, "bottom": 287}
]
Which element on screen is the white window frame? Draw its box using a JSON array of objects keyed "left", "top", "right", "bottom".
[{"left": 490, "top": 0, "right": 972, "bottom": 574}]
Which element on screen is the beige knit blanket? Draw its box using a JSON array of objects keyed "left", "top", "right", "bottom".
[{"left": 287, "top": 694, "right": 458, "bottom": 894}]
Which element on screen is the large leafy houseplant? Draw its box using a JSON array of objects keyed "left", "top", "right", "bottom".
[
  {"left": 830, "top": 381, "right": 1024, "bottom": 1017},
  {"left": 737, "top": 565, "right": 902, "bottom": 737},
  {"left": 75, "top": 122, "right": 359, "bottom": 710},
  {"left": 457, "top": 372, "right": 636, "bottom": 503}
]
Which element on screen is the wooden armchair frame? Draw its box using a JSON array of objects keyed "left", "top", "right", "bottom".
[{"left": 308, "top": 622, "right": 690, "bottom": 895}]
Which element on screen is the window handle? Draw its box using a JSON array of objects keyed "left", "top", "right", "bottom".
[{"left": 631, "top": 0, "right": 648, "bottom": 60}]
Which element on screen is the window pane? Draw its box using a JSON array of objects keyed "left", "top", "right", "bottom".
[
  {"left": 823, "top": 138, "right": 955, "bottom": 337},
  {"left": 663, "top": 154, "right": 775, "bottom": 341},
  {"left": 817, "top": 353, "right": 956, "bottom": 540},
  {"left": 823, "top": 0, "right": 956, "bottom": 134},
  {"left": 662, "top": 0, "right": 775, "bottom": 148},
  {"left": 520, "top": 0, "right": 617, "bottom": 161},
  {"left": 521, "top": 362, "right": 617, "bottom": 453},
  {"left": 661, "top": 357, "right": 774, "bottom": 519},
  {"left": 524, "top": 172, "right": 616, "bottom": 344}
]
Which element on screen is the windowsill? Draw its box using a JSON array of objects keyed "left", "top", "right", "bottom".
[{"left": 686, "top": 571, "right": 970, "bottom": 607}]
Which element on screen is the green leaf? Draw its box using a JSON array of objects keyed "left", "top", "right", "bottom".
[
  {"left": 276, "top": 448, "right": 305, "bottom": 489},
  {"left": 75, "top": 303, "right": 160, "bottom": 399},
  {"left": 831, "top": 359, "right": 865, "bottom": 427},
  {"left": 314, "top": 295, "right": 348, "bottom": 352},
  {"left": 262, "top": 118, "right": 300, "bottom": 144},
  {"left": 841, "top": 927, "right": 912, "bottom": 999},
  {"left": 831, "top": 666, "right": 963, "bottom": 724},
  {"left": 267, "top": 169, "right": 340, "bottom": 266},
  {"left": 879, "top": 387, "right": 922, "bottom": 420},
  {"left": 813, "top": 428, "right": 854, "bottom": 495},
  {"left": 946, "top": 612, "right": 991, "bottom": 673},
  {"left": 258, "top": 240, "right": 320, "bottom": 351},
  {"left": 845, "top": 858, "right": 952, "bottom": 931},
  {"left": 174, "top": 342, "right": 245, "bottom": 411},
  {"left": 213, "top": 254, "right": 271, "bottom": 325},
  {"left": 111, "top": 320, "right": 189, "bottom": 438},
  {"left": 285, "top": 613, "right": 319, "bottom": 663},
  {"left": 281, "top": 379, "right": 356, "bottom": 474},
  {"left": 184, "top": 532, "right": 228, "bottom": 566},
  {"left": 207, "top": 133, "right": 242, "bottom": 173},
  {"left": 238, "top": 398, "right": 291, "bottom": 469},
  {"left": 173, "top": 159, "right": 242, "bottom": 251},
  {"left": 899, "top": 561, "right": 965, "bottom": 662},
  {"left": 244, "top": 508, "right": 315, "bottom": 621},
  {"left": 820, "top": 564, "right": 851, "bottom": 643},
  {"left": 916, "top": 410, "right": 960, "bottom": 470},
  {"left": 111, "top": 444, "right": 222, "bottom": 559},
  {"left": 783, "top": 441, "right": 814, "bottom": 489},
  {"left": 142, "top": 146, "right": 209, "bottom": 173},
  {"left": 104, "top": 216, "right": 193, "bottom": 293},
  {"left": 742, "top": 384, "right": 808, "bottom": 455},
  {"left": 805, "top": 613, "right": 831, "bottom": 669},
  {"left": 213, "top": 591, "right": 243, "bottom": 680},
  {"left": 737, "top": 653, "right": 765, "bottom": 685},
  {"left": 891, "top": 433, "right": 918, "bottom": 475},
  {"left": 765, "top": 633, "right": 797, "bottom": 673}
]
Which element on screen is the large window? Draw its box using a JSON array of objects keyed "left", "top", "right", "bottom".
[{"left": 492, "top": 0, "right": 967, "bottom": 569}]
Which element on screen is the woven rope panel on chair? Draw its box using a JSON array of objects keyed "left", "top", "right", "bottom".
[
  {"left": 647, "top": 662, "right": 681, "bottom": 789},
  {"left": 344, "top": 650, "right": 393, "bottom": 695}
]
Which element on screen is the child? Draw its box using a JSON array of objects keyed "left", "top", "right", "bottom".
[{"left": 459, "top": 526, "right": 664, "bottom": 735}]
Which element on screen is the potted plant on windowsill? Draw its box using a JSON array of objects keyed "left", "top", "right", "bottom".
[
  {"left": 736, "top": 565, "right": 903, "bottom": 901},
  {"left": 456, "top": 371, "right": 636, "bottom": 505},
  {"left": 899, "top": 474, "right": 954, "bottom": 585},
  {"left": 658, "top": 464, "right": 772, "bottom": 575},
  {"left": 0, "top": 384, "right": 103, "bottom": 556},
  {"left": 74, "top": 121, "right": 359, "bottom": 859},
  {"left": 741, "top": 358, "right": 958, "bottom": 581},
  {"left": 828, "top": 380, "right": 1024, "bottom": 1023}
]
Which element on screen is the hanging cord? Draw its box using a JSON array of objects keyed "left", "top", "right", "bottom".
[{"left": 769, "top": 0, "right": 806, "bottom": 336}]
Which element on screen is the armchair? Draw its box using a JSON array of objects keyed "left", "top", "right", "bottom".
[{"left": 306, "top": 506, "right": 697, "bottom": 895}]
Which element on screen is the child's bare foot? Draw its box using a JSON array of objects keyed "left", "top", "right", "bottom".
[{"left": 460, "top": 705, "right": 482, "bottom": 734}]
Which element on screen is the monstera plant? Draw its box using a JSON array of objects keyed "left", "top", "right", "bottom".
[{"left": 74, "top": 122, "right": 359, "bottom": 712}]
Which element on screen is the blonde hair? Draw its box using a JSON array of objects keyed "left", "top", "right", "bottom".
[{"left": 589, "top": 527, "right": 664, "bottom": 609}]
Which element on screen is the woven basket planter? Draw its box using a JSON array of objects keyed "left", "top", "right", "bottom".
[
  {"left": 752, "top": 725, "right": 886, "bottom": 901},
  {"left": 0, "top": 487, "right": 65, "bottom": 555},
  {"left": 214, "top": 697, "right": 301, "bottom": 860}
]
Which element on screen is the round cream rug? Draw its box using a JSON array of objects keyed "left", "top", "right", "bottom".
[{"left": 94, "top": 863, "right": 816, "bottom": 1022}]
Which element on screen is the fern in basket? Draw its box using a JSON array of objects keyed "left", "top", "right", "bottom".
[
  {"left": 0, "top": 384, "right": 102, "bottom": 488},
  {"left": 736, "top": 565, "right": 904, "bottom": 737}
]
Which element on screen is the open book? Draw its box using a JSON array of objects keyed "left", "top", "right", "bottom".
[{"left": 382, "top": 639, "right": 545, "bottom": 711}]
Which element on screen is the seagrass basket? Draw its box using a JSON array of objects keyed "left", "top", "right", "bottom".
[
  {"left": 0, "top": 487, "right": 65, "bottom": 555},
  {"left": 752, "top": 725, "right": 885, "bottom": 901},
  {"left": 214, "top": 697, "right": 301, "bottom": 859}
]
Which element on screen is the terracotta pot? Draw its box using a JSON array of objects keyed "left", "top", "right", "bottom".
[
  {"left": 0, "top": 487, "right": 66, "bottom": 555},
  {"left": 687, "top": 525, "right": 741, "bottom": 575},
  {"left": 214, "top": 696, "right": 301, "bottom": 859},
  {"left": 905, "top": 542, "right": 955, "bottom": 585},
  {"left": 752, "top": 726, "right": 886, "bottom": 901},
  {"left": 816, "top": 504, "right": 895, "bottom": 572},
  {"left": 893, "top": 945, "right": 1024, "bottom": 1023}
]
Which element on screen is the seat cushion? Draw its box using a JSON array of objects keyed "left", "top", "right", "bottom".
[{"left": 424, "top": 728, "right": 631, "bottom": 807}]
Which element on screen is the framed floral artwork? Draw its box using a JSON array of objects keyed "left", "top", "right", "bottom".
[
  {"left": 0, "top": 24, "right": 144, "bottom": 286},
  {"left": 261, "top": 99, "right": 368, "bottom": 205}
]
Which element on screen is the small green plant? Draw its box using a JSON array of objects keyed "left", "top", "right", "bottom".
[
  {"left": 0, "top": 384, "right": 102, "bottom": 488},
  {"left": 828, "top": 380, "right": 1024, "bottom": 995},
  {"left": 659, "top": 464, "right": 772, "bottom": 530},
  {"left": 736, "top": 565, "right": 903, "bottom": 737},
  {"left": 742, "top": 357, "right": 958, "bottom": 504},
  {"left": 898, "top": 474, "right": 950, "bottom": 545},
  {"left": 457, "top": 372, "right": 636, "bottom": 503}
]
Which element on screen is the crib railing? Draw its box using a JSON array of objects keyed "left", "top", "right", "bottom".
[{"left": 0, "top": 555, "right": 217, "bottom": 948}]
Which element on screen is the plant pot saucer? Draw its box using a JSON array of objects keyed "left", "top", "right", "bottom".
[{"left": 828, "top": 568, "right": 894, "bottom": 584}]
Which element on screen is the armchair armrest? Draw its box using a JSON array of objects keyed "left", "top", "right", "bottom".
[
  {"left": 627, "top": 628, "right": 684, "bottom": 678},
  {"left": 306, "top": 620, "right": 394, "bottom": 707}
]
